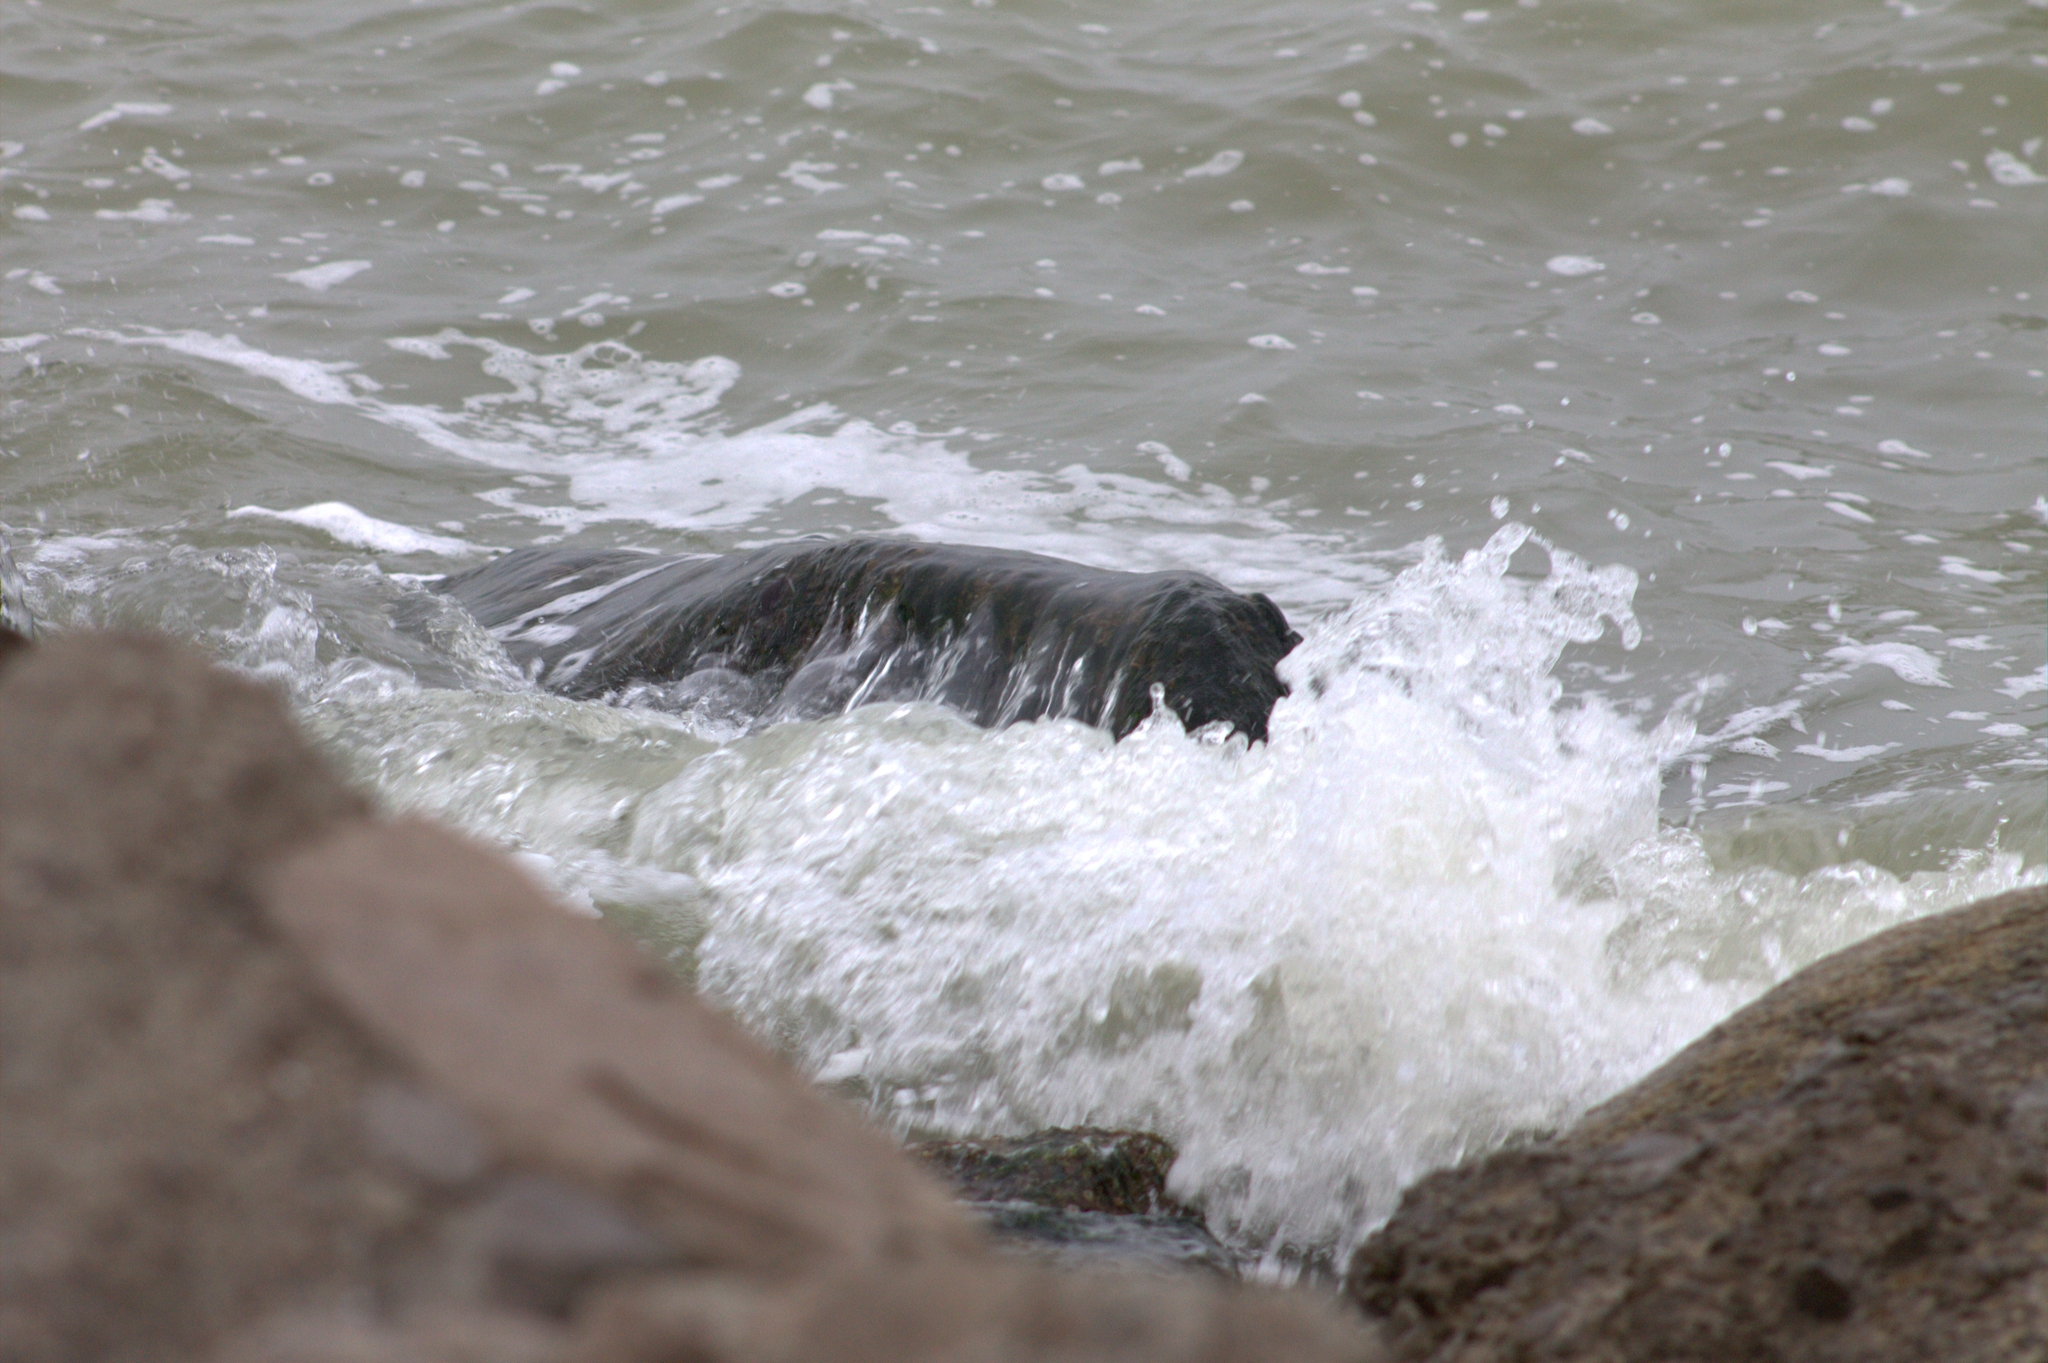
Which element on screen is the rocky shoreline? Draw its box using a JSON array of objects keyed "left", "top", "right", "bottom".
[{"left": 3, "top": 629, "right": 2042, "bottom": 1362}]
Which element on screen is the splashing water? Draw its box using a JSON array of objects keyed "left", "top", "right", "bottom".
[{"left": 115, "top": 523, "right": 1998, "bottom": 1267}]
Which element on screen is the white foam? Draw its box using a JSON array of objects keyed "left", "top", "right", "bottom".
[
  {"left": 780, "top": 160, "right": 846, "bottom": 193},
  {"left": 1793, "top": 741, "right": 1898, "bottom": 762},
  {"left": 228, "top": 502, "right": 486, "bottom": 557},
  {"left": 1545, "top": 255, "right": 1604, "bottom": 276},
  {"left": 1571, "top": 117, "right": 1613, "bottom": 135},
  {"left": 1999, "top": 667, "right": 2048, "bottom": 700},
  {"left": 1182, "top": 149, "right": 1245, "bottom": 178},
  {"left": 1986, "top": 150, "right": 2046, "bottom": 187},
  {"left": 1765, "top": 461, "right": 1832, "bottom": 480},
  {"left": 141, "top": 150, "right": 190, "bottom": 184},
  {"left": 1824, "top": 641, "right": 1949, "bottom": 687},
  {"left": 78, "top": 101, "right": 173, "bottom": 132},
  {"left": 280, "top": 260, "right": 372, "bottom": 291},
  {"left": 85, "top": 328, "right": 1378, "bottom": 610},
  {"left": 1138, "top": 440, "right": 1190, "bottom": 481},
  {"left": 1938, "top": 556, "right": 2008, "bottom": 583},
  {"left": 803, "top": 81, "right": 852, "bottom": 111},
  {"left": 1248, "top": 334, "right": 1296, "bottom": 350},
  {"left": 94, "top": 199, "right": 189, "bottom": 223}
]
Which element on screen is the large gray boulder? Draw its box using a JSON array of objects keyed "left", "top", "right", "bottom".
[{"left": 0, "top": 631, "right": 1373, "bottom": 1363}]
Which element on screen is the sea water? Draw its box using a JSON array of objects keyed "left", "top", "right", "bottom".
[{"left": 2, "top": 0, "right": 2041, "bottom": 1267}]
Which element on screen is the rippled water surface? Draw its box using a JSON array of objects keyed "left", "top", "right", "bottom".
[{"left": 3, "top": 0, "right": 2043, "bottom": 1265}]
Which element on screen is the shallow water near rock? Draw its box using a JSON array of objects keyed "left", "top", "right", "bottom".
[{"left": 2, "top": 0, "right": 2042, "bottom": 1272}]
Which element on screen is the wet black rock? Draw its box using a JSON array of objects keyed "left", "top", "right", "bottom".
[{"left": 441, "top": 539, "right": 1300, "bottom": 742}]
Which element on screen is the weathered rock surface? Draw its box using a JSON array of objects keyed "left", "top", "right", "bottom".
[
  {"left": 911, "top": 1128, "right": 1237, "bottom": 1276},
  {"left": 441, "top": 538, "right": 1301, "bottom": 742},
  {"left": 912, "top": 1128, "right": 1186, "bottom": 1216},
  {"left": 0, "top": 631, "right": 1375, "bottom": 1363},
  {"left": 1345, "top": 884, "right": 2048, "bottom": 1363}
]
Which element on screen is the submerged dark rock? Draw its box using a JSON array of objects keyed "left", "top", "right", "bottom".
[
  {"left": 440, "top": 538, "right": 1301, "bottom": 742},
  {"left": 910, "top": 1128, "right": 1237, "bottom": 1278},
  {"left": 911, "top": 1128, "right": 1186, "bottom": 1217}
]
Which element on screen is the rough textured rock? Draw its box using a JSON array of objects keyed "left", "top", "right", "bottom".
[
  {"left": 441, "top": 538, "right": 1301, "bottom": 742},
  {"left": 1, "top": 631, "right": 1376, "bottom": 1363},
  {"left": 911, "top": 1128, "right": 1237, "bottom": 1276},
  {"left": 912, "top": 1128, "right": 1186, "bottom": 1216},
  {"left": 265, "top": 816, "right": 979, "bottom": 1280},
  {"left": 1345, "top": 884, "right": 2048, "bottom": 1363},
  {"left": 0, "top": 632, "right": 381, "bottom": 1363},
  {"left": 1575, "top": 883, "right": 2048, "bottom": 1144}
]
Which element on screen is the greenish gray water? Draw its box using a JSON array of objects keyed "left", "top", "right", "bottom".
[{"left": 3, "top": 0, "right": 2042, "bottom": 1268}]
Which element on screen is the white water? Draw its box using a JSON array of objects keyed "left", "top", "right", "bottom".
[{"left": 103, "top": 517, "right": 2010, "bottom": 1263}]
